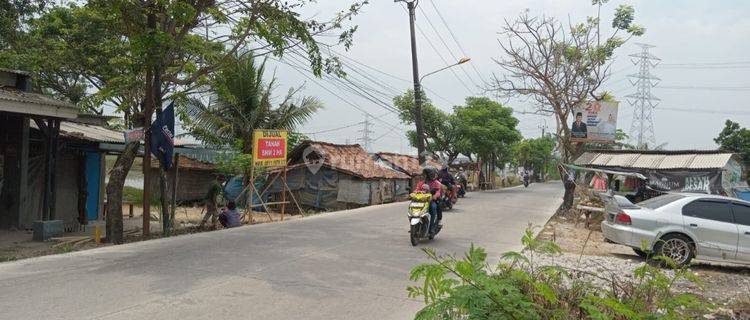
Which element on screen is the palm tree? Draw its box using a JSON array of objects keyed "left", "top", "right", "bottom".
[{"left": 184, "top": 53, "right": 321, "bottom": 154}]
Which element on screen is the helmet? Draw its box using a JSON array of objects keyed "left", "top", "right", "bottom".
[{"left": 422, "top": 166, "right": 438, "bottom": 178}]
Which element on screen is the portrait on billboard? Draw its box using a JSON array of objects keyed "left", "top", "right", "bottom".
[{"left": 571, "top": 101, "right": 619, "bottom": 142}]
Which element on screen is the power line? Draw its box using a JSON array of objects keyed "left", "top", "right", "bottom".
[
  {"left": 427, "top": 0, "right": 487, "bottom": 87},
  {"left": 661, "top": 60, "right": 750, "bottom": 66},
  {"left": 656, "top": 107, "right": 750, "bottom": 116},
  {"left": 416, "top": 4, "right": 481, "bottom": 90},
  {"left": 658, "top": 85, "right": 750, "bottom": 91},
  {"left": 274, "top": 53, "right": 408, "bottom": 142},
  {"left": 414, "top": 22, "right": 475, "bottom": 95},
  {"left": 328, "top": 48, "right": 455, "bottom": 105}
]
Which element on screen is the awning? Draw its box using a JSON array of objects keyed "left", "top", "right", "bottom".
[{"left": 562, "top": 163, "right": 647, "bottom": 180}]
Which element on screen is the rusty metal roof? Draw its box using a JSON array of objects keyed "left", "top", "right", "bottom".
[
  {"left": 289, "top": 141, "right": 409, "bottom": 179},
  {"left": 151, "top": 154, "right": 217, "bottom": 171},
  {"left": 575, "top": 150, "right": 736, "bottom": 170},
  {"left": 375, "top": 152, "right": 444, "bottom": 176}
]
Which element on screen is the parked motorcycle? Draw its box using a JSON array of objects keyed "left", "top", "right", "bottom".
[{"left": 408, "top": 193, "right": 441, "bottom": 246}]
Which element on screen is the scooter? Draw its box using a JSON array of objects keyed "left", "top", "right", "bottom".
[
  {"left": 439, "top": 185, "right": 456, "bottom": 210},
  {"left": 456, "top": 182, "right": 466, "bottom": 198},
  {"left": 408, "top": 193, "right": 442, "bottom": 246},
  {"left": 523, "top": 176, "right": 530, "bottom": 188}
]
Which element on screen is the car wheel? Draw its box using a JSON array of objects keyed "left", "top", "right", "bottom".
[
  {"left": 632, "top": 248, "right": 650, "bottom": 259},
  {"left": 653, "top": 234, "right": 694, "bottom": 268}
]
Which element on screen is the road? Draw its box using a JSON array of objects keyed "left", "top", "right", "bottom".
[{"left": 0, "top": 182, "right": 562, "bottom": 320}]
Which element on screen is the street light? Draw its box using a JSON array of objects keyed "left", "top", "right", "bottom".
[{"left": 420, "top": 57, "right": 471, "bottom": 83}]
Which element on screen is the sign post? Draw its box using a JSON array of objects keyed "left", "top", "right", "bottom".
[{"left": 249, "top": 129, "right": 288, "bottom": 223}]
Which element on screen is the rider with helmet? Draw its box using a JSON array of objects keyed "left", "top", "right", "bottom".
[{"left": 415, "top": 166, "right": 442, "bottom": 235}]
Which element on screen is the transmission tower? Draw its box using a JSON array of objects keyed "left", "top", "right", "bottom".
[
  {"left": 357, "top": 114, "right": 373, "bottom": 152},
  {"left": 626, "top": 43, "right": 660, "bottom": 149}
]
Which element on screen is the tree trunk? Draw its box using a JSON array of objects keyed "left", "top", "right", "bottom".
[{"left": 106, "top": 141, "right": 140, "bottom": 244}]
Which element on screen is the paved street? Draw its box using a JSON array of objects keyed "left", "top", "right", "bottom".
[{"left": 0, "top": 182, "right": 562, "bottom": 320}]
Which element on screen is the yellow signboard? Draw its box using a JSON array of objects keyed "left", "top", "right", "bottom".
[{"left": 252, "top": 129, "right": 288, "bottom": 167}]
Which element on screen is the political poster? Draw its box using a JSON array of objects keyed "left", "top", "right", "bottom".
[
  {"left": 252, "top": 129, "right": 288, "bottom": 167},
  {"left": 571, "top": 101, "right": 619, "bottom": 143}
]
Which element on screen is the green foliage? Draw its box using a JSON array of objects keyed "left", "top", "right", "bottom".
[
  {"left": 408, "top": 227, "right": 710, "bottom": 319},
  {"left": 394, "top": 90, "right": 463, "bottom": 162},
  {"left": 453, "top": 97, "right": 522, "bottom": 165},
  {"left": 183, "top": 53, "right": 322, "bottom": 154},
  {"left": 514, "top": 137, "right": 555, "bottom": 174},
  {"left": 715, "top": 120, "right": 750, "bottom": 182},
  {"left": 0, "top": 255, "right": 18, "bottom": 262}
]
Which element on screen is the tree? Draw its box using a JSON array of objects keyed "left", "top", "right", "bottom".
[
  {"left": 492, "top": 1, "right": 644, "bottom": 208},
  {"left": 184, "top": 54, "right": 322, "bottom": 155},
  {"left": 715, "top": 120, "right": 750, "bottom": 183},
  {"left": 453, "top": 97, "right": 521, "bottom": 179},
  {"left": 515, "top": 137, "right": 555, "bottom": 179},
  {"left": 394, "top": 90, "right": 463, "bottom": 163}
]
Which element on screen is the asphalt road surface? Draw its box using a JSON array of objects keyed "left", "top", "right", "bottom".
[{"left": 0, "top": 182, "right": 563, "bottom": 320}]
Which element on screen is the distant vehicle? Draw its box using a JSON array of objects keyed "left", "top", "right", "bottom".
[{"left": 601, "top": 193, "right": 750, "bottom": 267}]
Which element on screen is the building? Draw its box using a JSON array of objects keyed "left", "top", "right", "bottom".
[
  {"left": 265, "top": 141, "right": 410, "bottom": 211},
  {"left": 147, "top": 154, "right": 220, "bottom": 203},
  {"left": 0, "top": 69, "right": 78, "bottom": 230},
  {"left": 373, "top": 152, "right": 443, "bottom": 189},
  {"left": 573, "top": 149, "right": 748, "bottom": 199}
]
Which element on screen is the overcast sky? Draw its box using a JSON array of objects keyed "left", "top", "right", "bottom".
[{"left": 245, "top": 0, "right": 750, "bottom": 154}]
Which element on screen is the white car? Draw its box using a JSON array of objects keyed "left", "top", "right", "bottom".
[{"left": 600, "top": 193, "right": 750, "bottom": 267}]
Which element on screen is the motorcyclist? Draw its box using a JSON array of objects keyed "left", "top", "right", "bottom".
[
  {"left": 415, "top": 166, "right": 442, "bottom": 235},
  {"left": 439, "top": 167, "right": 456, "bottom": 200},
  {"left": 456, "top": 168, "right": 468, "bottom": 190},
  {"left": 522, "top": 170, "right": 530, "bottom": 187}
]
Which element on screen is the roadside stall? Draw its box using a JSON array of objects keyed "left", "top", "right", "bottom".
[{"left": 561, "top": 163, "right": 647, "bottom": 228}]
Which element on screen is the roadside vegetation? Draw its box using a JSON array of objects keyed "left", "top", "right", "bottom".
[{"left": 408, "top": 227, "right": 713, "bottom": 319}]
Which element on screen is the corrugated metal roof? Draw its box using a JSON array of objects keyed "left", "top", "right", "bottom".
[
  {"left": 0, "top": 87, "right": 77, "bottom": 118},
  {"left": 289, "top": 141, "right": 409, "bottom": 179},
  {"left": 31, "top": 120, "right": 124, "bottom": 143},
  {"left": 575, "top": 151, "right": 736, "bottom": 170}
]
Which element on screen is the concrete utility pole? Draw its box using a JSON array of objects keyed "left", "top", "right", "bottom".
[
  {"left": 626, "top": 43, "right": 660, "bottom": 149},
  {"left": 399, "top": 0, "right": 427, "bottom": 164}
]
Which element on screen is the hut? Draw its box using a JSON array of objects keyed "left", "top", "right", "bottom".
[
  {"left": 373, "top": 152, "right": 443, "bottom": 190},
  {"left": 147, "top": 154, "right": 220, "bottom": 203},
  {"left": 573, "top": 149, "right": 748, "bottom": 200},
  {"left": 266, "top": 141, "right": 410, "bottom": 211}
]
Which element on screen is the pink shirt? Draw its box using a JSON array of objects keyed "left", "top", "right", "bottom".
[{"left": 416, "top": 180, "right": 442, "bottom": 198}]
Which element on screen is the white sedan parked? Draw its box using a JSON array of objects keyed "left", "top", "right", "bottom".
[{"left": 601, "top": 193, "right": 750, "bottom": 267}]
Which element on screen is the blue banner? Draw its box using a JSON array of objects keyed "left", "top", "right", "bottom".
[{"left": 150, "top": 101, "right": 175, "bottom": 169}]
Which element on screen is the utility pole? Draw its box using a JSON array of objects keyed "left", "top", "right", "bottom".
[
  {"left": 399, "top": 0, "right": 427, "bottom": 164},
  {"left": 357, "top": 114, "right": 373, "bottom": 152},
  {"left": 626, "top": 43, "right": 660, "bottom": 149}
]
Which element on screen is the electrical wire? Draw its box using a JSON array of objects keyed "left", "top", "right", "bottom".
[
  {"left": 426, "top": 0, "right": 487, "bottom": 86},
  {"left": 416, "top": 4, "right": 481, "bottom": 90}
]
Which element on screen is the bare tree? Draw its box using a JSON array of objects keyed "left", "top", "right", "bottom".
[{"left": 492, "top": 1, "right": 644, "bottom": 208}]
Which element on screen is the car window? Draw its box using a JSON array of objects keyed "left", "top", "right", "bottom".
[
  {"left": 682, "top": 199, "right": 733, "bottom": 223},
  {"left": 637, "top": 193, "right": 685, "bottom": 209},
  {"left": 732, "top": 203, "right": 750, "bottom": 226}
]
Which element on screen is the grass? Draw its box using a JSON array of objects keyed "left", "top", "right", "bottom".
[
  {"left": 123, "top": 186, "right": 161, "bottom": 206},
  {"left": 0, "top": 256, "right": 18, "bottom": 262},
  {"left": 56, "top": 244, "right": 77, "bottom": 253}
]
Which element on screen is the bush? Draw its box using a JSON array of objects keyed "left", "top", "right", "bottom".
[{"left": 407, "top": 227, "right": 710, "bottom": 319}]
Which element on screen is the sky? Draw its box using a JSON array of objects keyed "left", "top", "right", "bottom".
[{"left": 209, "top": 0, "right": 750, "bottom": 154}]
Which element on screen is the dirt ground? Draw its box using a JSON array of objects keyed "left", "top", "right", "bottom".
[
  {"left": 0, "top": 205, "right": 304, "bottom": 263},
  {"left": 539, "top": 213, "right": 750, "bottom": 314}
]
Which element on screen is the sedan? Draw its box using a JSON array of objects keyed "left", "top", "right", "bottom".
[{"left": 600, "top": 193, "right": 750, "bottom": 267}]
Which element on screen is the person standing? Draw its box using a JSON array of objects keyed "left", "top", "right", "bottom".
[{"left": 200, "top": 175, "right": 226, "bottom": 228}]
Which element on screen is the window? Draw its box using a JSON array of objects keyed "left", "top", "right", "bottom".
[
  {"left": 732, "top": 203, "right": 750, "bottom": 226},
  {"left": 637, "top": 193, "right": 685, "bottom": 209},
  {"left": 682, "top": 199, "right": 733, "bottom": 223}
]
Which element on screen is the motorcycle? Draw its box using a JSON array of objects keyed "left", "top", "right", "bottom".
[
  {"left": 523, "top": 175, "right": 530, "bottom": 188},
  {"left": 408, "top": 193, "right": 441, "bottom": 246},
  {"left": 439, "top": 184, "right": 457, "bottom": 210},
  {"left": 455, "top": 181, "right": 466, "bottom": 198}
]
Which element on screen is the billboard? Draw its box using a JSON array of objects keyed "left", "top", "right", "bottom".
[
  {"left": 570, "top": 101, "right": 619, "bottom": 143},
  {"left": 252, "top": 129, "right": 288, "bottom": 167}
]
